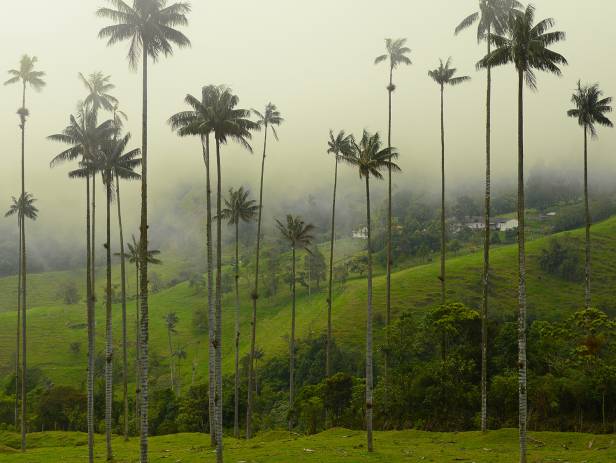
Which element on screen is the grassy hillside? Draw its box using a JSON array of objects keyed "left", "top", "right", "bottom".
[
  {"left": 0, "top": 216, "right": 615, "bottom": 389},
  {"left": 1, "top": 428, "right": 615, "bottom": 462}
]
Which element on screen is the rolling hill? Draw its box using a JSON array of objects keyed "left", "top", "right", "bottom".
[{"left": 0, "top": 216, "right": 615, "bottom": 389}]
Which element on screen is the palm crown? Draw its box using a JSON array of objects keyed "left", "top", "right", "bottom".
[
  {"left": 252, "top": 103, "right": 284, "bottom": 140},
  {"left": 210, "top": 87, "right": 258, "bottom": 151},
  {"left": 342, "top": 131, "right": 400, "bottom": 180},
  {"left": 374, "top": 38, "right": 412, "bottom": 70},
  {"left": 429, "top": 58, "right": 471, "bottom": 87},
  {"left": 455, "top": 0, "right": 523, "bottom": 41},
  {"left": 168, "top": 85, "right": 222, "bottom": 138},
  {"left": 5, "top": 193, "right": 38, "bottom": 221},
  {"left": 82, "top": 133, "right": 142, "bottom": 186},
  {"left": 275, "top": 215, "right": 315, "bottom": 250},
  {"left": 478, "top": 4, "right": 567, "bottom": 89},
  {"left": 97, "top": 0, "right": 191, "bottom": 69},
  {"left": 220, "top": 187, "right": 259, "bottom": 226},
  {"left": 49, "top": 107, "right": 116, "bottom": 168},
  {"left": 327, "top": 130, "right": 353, "bottom": 159},
  {"left": 567, "top": 81, "right": 613, "bottom": 137},
  {"left": 5, "top": 55, "right": 46, "bottom": 90},
  {"left": 122, "top": 235, "right": 162, "bottom": 265},
  {"left": 79, "top": 72, "right": 118, "bottom": 116}
]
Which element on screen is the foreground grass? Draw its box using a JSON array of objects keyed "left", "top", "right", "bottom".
[{"left": 0, "top": 428, "right": 615, "bottom": 462}]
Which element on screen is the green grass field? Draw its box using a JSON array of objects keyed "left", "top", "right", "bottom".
[
  {"left": 0, "top": 217, "right": 615, "bottom": 389},
  {"left": 1, "top": 427, "right": 616, "bottom": 462}
]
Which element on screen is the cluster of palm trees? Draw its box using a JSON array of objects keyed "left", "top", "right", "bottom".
[
  {"left": 3, "top": 2, "right": 613, "bottom": 463},
  {"left": 48, "top": 72, "right": 142, "bottom": 462}
]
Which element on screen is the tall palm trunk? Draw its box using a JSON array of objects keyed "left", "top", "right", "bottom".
[
  {"left": 92, "top": 176, "right": 97, "bottom": 300},
  {"left": 234, "top": 220, "right": 240, "bottom": 438},
  {"left": 517, "top": 69, "right": 528, "bottom": 463},
  {"left": 135, "top": 262, "right": 141, "bottom": 435},
  {"left": 289, "top": 245, "right": 297, "bottom": 431},
  {"left": 105, "top": 176, "right": 113, "bottom": 461},
  {"left": 201, "top": 135, "right": 216, "bottom": 447},
  {"left": 583, "top": 127, "right": 591, "bottom": 308},
  {"left": 167, "top": 327, "right": 175, "bottom": 391},
  {"left": 14, "top": 218, "right": 21, "bottom": 428},
  {"left": 364, "top": 176, "right": 374, "bottom": 452},
  {"left": 115, "top": 175, "right": 129, "bottom": 441},
  {"left": 384, "top": 64, "right": 394, "bottom": 402},
  {"left": 138, "top": 47, "right": 150, "bottom": 463},
  {"left": 20, "top": 81, "right": 27, "bottom": 453},
  {"left": 481, "top": 34, "right": 492, "bottom": 433},
  {"left": 386, "top": 65, "right": 393, "bottom": 329},
  {"left": 439, "top": 83, "right": 446, "bottom": 305},
  {"left": 247, "top": 124, "right": 268, "bottom": 438},
  {"left": 326, "top": 158, "right": 338, "bottom": 378},
  {"left": 86, "top": 174, "right": 95, "bottom": 463},
  {"left": 214, "top": 138, "right": 224, "bottom": 463}
]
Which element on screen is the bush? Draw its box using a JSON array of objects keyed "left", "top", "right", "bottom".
[{"left": 539, "top": 236, "right": 583, "bottom": 281}]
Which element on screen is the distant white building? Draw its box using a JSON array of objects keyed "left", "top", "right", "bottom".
[
  {"left": 455, "top": 216, "right": 519, "bottom": 232},
  {"left": 352, "top": 226, "right": 368, "bottom": 240},
  {"left": 494, "top": 218, "right": 519, "bottom": 231}
]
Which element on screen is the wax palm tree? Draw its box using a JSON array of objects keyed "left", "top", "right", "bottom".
[
  {"left": 5, "top": 193, "right": 38, "bottom": 432},
  {"left": 168, "top": 85, "right": 220, "bottom": 444},
  {"left": 455, "top": 0, "right": 522, "bottom": 432},
  {"left": 79, "top": 71, "right": 119, "bottom": 301},
  {"left": 164, "top": 312, "right": 179, "bottom": 392},
  {"left": 374, "top": 38, "right": 411, "bottom": 334},
  {"left": 275, "top": 215, "right": 315, "bottom": 431},
  {"left": 428, "top": 58, "right": 470, "bottom": 305},
  {"left": 220, "top": 186, "right": 258, "bottom": 438},
  {"left": 120, "top": 235, "right": 161, "bottom": 434},
  {"left": 97, "top": 3, "right": 191, "bottom": 458},
  {"left": 567, "top": 82, "right": 613, "bottom": 309},
  {"left": 92, "top": 133, "right": 141, "bottom": 457},
  {"left": 207, "top": 87, "right": 258, "bottom": 459},
  {"left": 5, "top": 54, "right": 45, "bottom": 452},
  {"left": 341, "top": 131, "right": 399, "bottom": 452},
  {"left": 325, "top": 130, "right": 353, "bottom": 378},
  {"left": 247, "top": 102, "right": 283, "bottom": 438},
  {"left": 49, "top": 107, "right": 114, "bottom": 463},
  {"left": 478, "top": 6, "right": 567, "bottom": 461}
]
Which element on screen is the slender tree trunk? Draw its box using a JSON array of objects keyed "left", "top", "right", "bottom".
[
  {"left": 481, "top": 35, "right": 492, "bottom": 433},
  {"left": 384, "top": 64, "right": 394, "bottom": 404},
  {"left": 20, "top": 81, "right": 27, "bottom": 453},
  {"left": 247, "top": 124, "right": 268, "bottom": 438},
  {"left": 201, "top": 135, "right": 216, "bottom": 447},
  {"left": 365, "top": 176, "right": 374, "bottom": 452},
  {"left": 105, "top": 178, "right": 113, "bottom": 461},
  {"left": 92, "top": 175, "right": 97, "bottom": 303},
  {"left": 86, "top": 174, "right": 95, "bottom": 463},
  {"left": 167, "top": 328, "right": 175, "bottom": 391},
  {"left": 214, "top": 138, "right": 224, "bottom": 463},
  {"left": 14, "top": 218, "right": 22, "bottom": 429},
  {"left": 583, "top": 127, "right": 591, "bottom": 308},
  {"left": 440, "top": 84, "right": 446, "bottom": 305},
  {"left": 517, "top": 69, "right": 528, "bottom": 463},
  {"left": 289, "top": 246, "right": 297, "bottom": 432},
  {"left": 139, "top": 47, "right": 150, "bottom": 463},
  {"left": 326, "top": 158, "right": 338, "bottom": 379},
  {"left": 135, "top": 263, "right": 140, "bottom": 435},
  {"left": 386, "top": 65, "right": 393, "bottom": 328},
  {"left": 115, "top": 175, "right": 129, "bottom": 441},
  {"left": 234, "top": 220, "right": 240, "bottom": 438}
]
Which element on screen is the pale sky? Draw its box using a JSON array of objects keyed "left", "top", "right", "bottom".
[{"left": 1, "top": 0, "right": 615, "bottom": 240}]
